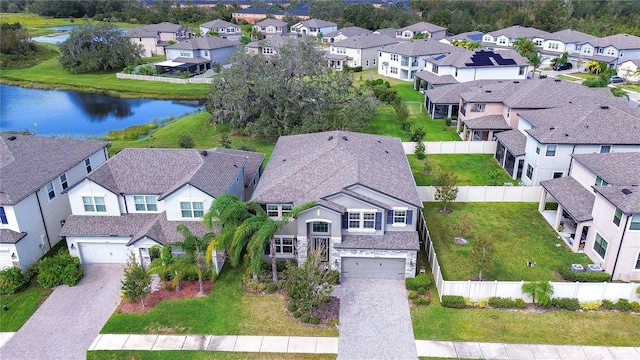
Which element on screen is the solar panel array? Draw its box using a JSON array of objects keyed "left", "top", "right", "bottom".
[
  {"left": 468, "top": 33, "right": 484, "bottom": 41},
  {"left": 465, "top": 50, "right": 517, "bottom": 67},
  {"left": 432, "top": 54, "right": 447, "bottom": 61}
]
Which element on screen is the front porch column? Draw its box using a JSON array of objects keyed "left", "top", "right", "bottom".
[
  {"left": 553, "top": 205, "right": 564, "bottom": 231},
  {"left": 447, "top": 105, "right": 453, "bottom": 118},
  {"left": 297, "top": 236, "right": 308, "bottom": 266},
  {"left": 573, "top": 223, "right": 585, "bottom": 252},
  {"left": 538, "top": 189, "right": 548, "bottom": 212},
  {"left": 488, "top": 130, "right": 495, "bottom": 140}
]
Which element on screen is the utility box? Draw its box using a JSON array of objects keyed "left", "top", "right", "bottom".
[
  {"left": 571, "top": 264, "right": 584, "bottom": 272},
  {"left": 586, "top": 264, "right": 603, "bottom": 272}
]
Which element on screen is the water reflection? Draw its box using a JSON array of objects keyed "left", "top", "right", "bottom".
[{"left": 66, "top": 92, "right": 141, "bottom": 121}]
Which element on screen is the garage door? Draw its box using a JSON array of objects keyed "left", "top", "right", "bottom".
[
  {"left": 79, "top": 243, "right": 129, "bottom": 264},
  {"left": 341, "top": 257, "right": 405, "bottom": 280}
]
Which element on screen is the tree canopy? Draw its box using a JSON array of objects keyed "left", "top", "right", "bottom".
[
  {"left": 206, "top": 38, "right": 377, "bottom": 137},
  {"left": 59, "top": 22, "right": 143, "bottom": 73}
]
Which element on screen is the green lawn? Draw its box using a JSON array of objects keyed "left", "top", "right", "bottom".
[
  {"left": 567, "top": 72, "right": 596, "bottom": 80},
  {"left": 412, "top": 287, "right": 640, "bottom": 346},
  {"left": 423, "top": 202, "right": 590, "bottom": 281},
  {"left": 0, "top": 278, "right": 52, "bottom": 331},
  {"left": 620, "top": 84, "right": 640, "bottom": 92},
  {"left": 87, "top": 351, "right": 334, "bottom": 360},
  {"left": 408, "top": 154, "right": 518, "bottom": 186},
  {"left": 101, "top": 265, "right": 337, "bottom": 337},
  {"left": 555, "top": 74, "right": 581, "bottom": 82}
]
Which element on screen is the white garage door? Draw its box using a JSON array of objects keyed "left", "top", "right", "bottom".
[
  {"left": 341, "top": 257, "right": 406, "bottom": 280},
  {"left": 79, "top": 243, "right": 129, "bottom": 264}
]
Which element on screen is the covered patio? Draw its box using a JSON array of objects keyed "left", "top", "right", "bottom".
[
  {"left": 461, "top": 115, "right": 511, "bottom": 141},
  {"left": 325, "top": 53, "right": 349, "bottom": 71},
  {"left": 494, "top": 130, "right": 526, "bottom": 180},
  {"left": 155, "top": 57, "right": 211, "bottom": 76}
]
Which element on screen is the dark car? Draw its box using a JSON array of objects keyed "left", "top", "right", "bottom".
[
  {"left": 553, "top": 62, "right": 573, "bottom": 71},
  {"left": 609, "top": 76, "right": 624, "bottom": 84}
]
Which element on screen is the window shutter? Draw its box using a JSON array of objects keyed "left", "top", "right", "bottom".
[
  {"left": 406, "top": 210, "right": 413, "bottom": 224},
  {"left": 375, "top": 212, "right": 382, "bottom": 230},
  {"left": 342, "top": 213, "right": 348, "bottom": 229},
  {"left": 387, "top": 210, "right": 394, "bottom": 224},
  {"left": 264, "top": 243, "right": 270, "bottom": 255}
]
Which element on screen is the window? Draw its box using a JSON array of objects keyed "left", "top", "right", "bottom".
[
  {"left": 393, "top": 210, "right": 406, "bottom": 224},
  {"left": 390, "top": 67, "right": 398, "bottom": 74},
  {"left": 46, "top": 182, "right": 55, "bottom": 200},
  {"left": 281, "top": 204, "right": 292, "bottom": 216},
  {"left": 312, "top": 222, "right": 329, "bottom": 233},
  {"left": 519, "top": 66, "right": 526, "bottom": 75},
  {"left": 526, "top": 164, "right": 533, "bottom": 179},
  {"left": 600, "top": 145, "right": 611, "bottom": 153},
  {"left": 348, "top": 211, "right": 377, "bottom": 230},
  {"left": 595, "top": 176, "right": 608, "bottom": 186},
  {"left": 483, "top": 36, "right": 492, "bottom": 42},
  {"left": 475, "top": 103, "right": 485, "bottom": 112},
  {"left": 431, "top": 64, "right": 439, "bottom": 74},
  {"left": 593, "top": 233, "right": 608, "bottom": 259},
  {"left": 545, "top": 144, "right": 557, "bottom": 157},
  {"left": 366, "top": 60, "right": 369, "bottom": 67},
  {"left": 274, "top": 237, "right": 294, "bottom": 254},
  {"left": 83, "top": 196, "right": 106, "bottom": 212},
  {"left": 635, "top": 252, "right": 640, "bottom": 270},
  {"left": 534, "top": 39, "right": 543, "bottom": 46},
  {"left": 548, "top": 42, "right": 559, "bottom": 50},
  {"left": 363, "top": 212, "right": 375, "bottom": 229},
  {"left": 391, "top": 54, "right": 398, "bottom": 61},
  {"left": 348, "top": 212, "right": 360, "bottom": 228},
  {"left": 613, "top": 208, "right": 623, "bottom": 226},
  {"left": 373, "top": 58, "right": 376, "bottom": 65},
  {"left": 85, "top": 158, "right": 92, "bottom": 173},
  {"left": 576, "top": 44, "right": 581, "bottom": 51},
  {"left": 134, "top": 195, "right": 157, "bottom": 212},
  {"left": 536, "top": 144, "right": 541, "bottom": 154},
  {"left": 180, "top": 51, "right": 190, "bottom": 57},
  {"left": 356, "top": 49, "right": 360, "bottom": 54},
  {"left": 0, "top": 207, "right": 7, "bottom": 225},
  {"left": 262, "top": 47, "right": 273, "bottom": 55},
  {"left": 266, "top": 204, "right": 292, "bottom": 218},
  {"left": 180, "top": 201, "right": 204, "bottom": 218},
  {"left": 630, "top": 215, "right": 640, "bottom": 230},
  {"left": 506, "top": 108, "right": 511, "bottom": 118},
  {"left": 498, "top": 37, "right": 507, "bottom": 45},
  {"left": 553, "top": 172, "right": 563, "bottom": 179},
  {"left": 267, "top": 204, "right": 279, "bottom": 217},
  {"left": 59, "top": 174, "right": 68, "bottom": 190},
  {"left": 336, "top": 47, "right": 346, "bottom": 54},
  {"left": 606, "top": 49, "right": 615, "bottom": 56}
]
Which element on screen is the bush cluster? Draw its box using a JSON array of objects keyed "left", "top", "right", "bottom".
[
  {"left": 580, "top": 301, "right": 602, "bottom": 310},
  {"left": 36, "top": 251, "right": 84, "bottom": 288},
  {"left": 441, "top": 295, "right": 466, "bottom": 308},
  {"left": 266, "top": 283, "right": 277, "bottom": 293},
  {"left": 0, "top": 267, "right": 29, "bottom": 295},
  {"left": 515, "top": 298, "right": 526, "bottom": 309},
  {"left": 631, "top": 302, "right": 640, "bottom": 312},
  {"left": 558, "top": 267, "right": 611, "bottom": 282},
  {"left": 602, "top": 299, "right": 615, "bottom": 310},
  {"left": 405, "top": 274, "right": 431, "bottom": 292},
  {"left": 413, "top": 297, "right": 430, "bottom": 306},
  {"left": 488, "top": 297, "right": 516, "bottom": 308},
  {"left": 615, "top": 299, "right": 630, "bottom": 311},
  {"left": 551, "top": 297, "right": 580, "bottom": 311}
]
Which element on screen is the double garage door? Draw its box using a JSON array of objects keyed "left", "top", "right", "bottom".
[
  {"left": 341, "top": 257, "right": 406, "bottom": 280},
  {"left": 79, "top": 243, "right": 129, "bottom": 264}
]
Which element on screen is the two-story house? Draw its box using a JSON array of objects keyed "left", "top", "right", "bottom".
[
  {"left": 250, "top": 131, "right": 423, "bottom": 280},
  {"left": 593, "top": 34, "right": 640, "bottom": 69},
  {"left": 124, "top": 22, "right": 193, "bottom": 57},
  {"left": 540, "top": 29, "right": 599, "bottom": 67},
  {"left": 322, "top": 26, "right": 372, "bottom": 44},
  {"left": 539, "top": 152, "right": 640, "bottom": 282},
  {"left": 290, "top": 19, "right": 337, "bottom": 38},
  {"left": 60, "top": 148, "right": 264, "bottom": 267},
  {"left": 378, "top": 39, "right": 466, "bottom": 81},
  {"left": 245, "top": 36, "right": 300, "bottom": 57},
  {"left": 327, "top": 33, "right": 398, "bottom": 71},
  {"left": 481, "top": 25, "right": 550, "bottom": 50},
  {"left": 0, "top": 135, "right": 108, "bottom": 271},
  {"left": 396, "top": 22, "right": 446, "bottom": 40},
  {"left": 199, "top": 19, "right": 242, "bottom": 41},
  {"left": 414, "top": 49, "right": 529, "bottom": 90},
  {"left": 253, "top": 19, "right": 288, "bottom": 38},
  {"left": 160, "top": 36, "right": 240, "bottom": 75}
]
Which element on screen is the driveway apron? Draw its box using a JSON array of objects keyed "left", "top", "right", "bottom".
[
  {"left": 335, "top": 278, "right": 418, "bottom": 360},
  {"left": 1, "top": 264, "right": 123, "bottom": 360}
]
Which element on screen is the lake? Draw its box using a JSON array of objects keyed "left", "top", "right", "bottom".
[{"left": 0, "top": 85, "right": 203, "bottom": 138}]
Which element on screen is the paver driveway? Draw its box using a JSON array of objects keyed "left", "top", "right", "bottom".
[
  {"left": 335, "top": 278, "right": 418, "bottom": 360},
  {"left": 1, "top": 264, "right": 123, "bottom": 360}
]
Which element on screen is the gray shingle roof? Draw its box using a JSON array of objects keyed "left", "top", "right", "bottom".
[
  {"left": 373, "top": 28, "right": 397, "bottom": 38},
  {"left": 336, "top": 232, "right": 419, "bottom": 250},
  {"left": 299, "top": 19, "right": 337, "bottom": 28},
  {"left": 541, "top": 177, "right": 594, "bottom": 222},
  {"left": 251, "top": 131, "right": 422, "bottom": 208},
  {"left": 523, "top": 103, "right": 640, "bottom": 145},
  {"left": 210, "top": 148, "right": 264, "bottom": 186},
  {"left": 572, "top": 153, "right": 640, "bottom": 186},
  {"left": 593, "top": 186, "right": 640, "bottom": 215},
  {"left": 167, "top": 36, "right": 239, "bottom": 50},
  {"left": 595, "top": 34, "right": 640, "bottom": 50},
  {"left": 246, "top": 35, "right": 298, "bottom": 50},
  {"left": 0, "top": 134, "right": 108, "bottom": 206},
  {"left": 463, "top": 115, "right": 511, "bottom": 130},
  {"left": 125, "top": 22, "right": 190, "bottom": 38},
  {"left": 83, "top": 148, "right": 253, "bottom": 199},
  {"left": 431, "top": 49, "right": 529, "bottom": 68},
  {"left": 331, "top": 33, "right": 398, "bottom": 49},
  {"left": 325, "top": 26, "right": 371, "bottom": 38},
  {"left": 488, "top": 25, "right": 550, "bottom": 39},
  {"left": 200, "top": 19, "right": 239, "bottom": 30},
  {"left": 424, "top": 80, "right": 501, "bottom": 103},
  {"left": 398, "top": 22, "right": 446, "bottom": 34},
  {"left": 339, "top": 189, "right": 390, "bottom": 209},
  {"left": 0, "top": 229, "right": 27, "bottom": 244},
  {"left": 444, "top": 31, "right": 485, "bottom": 43},
  {"left": 255, "top": 19, "right": 287, "bottom": 28},
  {"left": 495, "top": 130, "right": 526, "bottom": 156},
  {"left": 414, "top": 70, "right": 457, "bottom": 85},
  {"left": 547, "top": 29, "right": 598, "bottom": 44},
  {"left": 380, "top": 39, "right": 465, "bottom": 57}
]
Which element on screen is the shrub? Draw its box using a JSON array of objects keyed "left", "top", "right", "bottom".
[
  {"left": 309, "top": 316, "right": 320, "bottom": 324},
  {"left": 276, "top": 279, "right": 286, "bottom": 290},
  {"left": 413, "top": 297, "right": 430, "bottom": 306},
  {"left": 602, "top": 299, "right": 615, "bottom": 310},
  {"left": 474, "top": 299, "right": 489, "bottom": 308},
  {"left": 408, "top": 291, "right": 418, "bottom": 300},
  {"left": 515, "top": 298, "right": 526, "bottom": 309},
  {"left": 488, "top": 297, "right": 516, "bottom": 308},
  {"left": 405, "top": 274, "right": 431, "bottom": 291},
  {"left": 0, "top": 267, "right": 29, "bottom": 295},
  {"left": 137, "top": 65, "right": 156, "bottom": 76},
  {"left": 551, "top": 297, "right": 580, "bottom": 311},
  {"left": 178, "top": 134, "right": 195, "bottom": 148},
  {"left": 300, "top": 315, "right": 310, "bottom": 323},
  {"left": 327, "top": 319, "right": 339, "bottom": 327},
  {"left": 414, "top": 141, "right": 426, "bottom": 160},
  {"left": 630, "top": 302, "right": 640, "bottom": 312},
  {"left": 266, "top": 283, "right": 277, "bottom": 293},
  {"left": 37, "top": 250, "right": 84, "bottom": 288},
  {"left": 326, "top": 270, "right": 340, "bottom": 285},
  {"left": 410, "top": 127, "right": 426, "bottom": 142},
  {"left": 417, "top": 287, "right": 426, "bottom": 295},
  {"left": 293, "top": 311, "right": 301, "bottom": 318},
  {"left": 558, "top": 267, "right": 611, "bottom": 282},
  {"left": 615, "top": 299, "right": 631, "bottom": 311},
  {"left": 243, "top": 277, "right": 266, "bottom": 292},
  {"left": 441, "top": 295, "right": 466, "bottom": 309},
  {"left": 276, "top": 261, "right": 288, "bottom": 272},
  {"left": 580, "top": 301, "right": 602, "bottom": 310},
  {"left": 287, "top": 303, "right": 298, "bottom": 312}
]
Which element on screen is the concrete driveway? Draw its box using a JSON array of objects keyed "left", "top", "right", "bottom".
[
  {"left": 334, "top": 278, "right": 418, "bottom": 360},
  {"left": 1, "top": 264, "right": 123, "bottom": 360}
]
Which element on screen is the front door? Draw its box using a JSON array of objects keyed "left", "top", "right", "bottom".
[{"left": 309, "top": 237, "right": 329, "bottom": 262}]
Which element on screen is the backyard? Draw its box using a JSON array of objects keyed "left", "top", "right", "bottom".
[
  {"left": 422, "top": 202, "right": 590, "bottom": 281},
  {"left": 408, "top": 154, "right": 518, "bottom": 186}
]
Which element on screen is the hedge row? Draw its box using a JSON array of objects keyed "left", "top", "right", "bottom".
[{"left": 558, "top": 267, "right": 611, "bottom": 282}]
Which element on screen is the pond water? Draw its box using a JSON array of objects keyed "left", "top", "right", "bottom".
[
  {"left": 30, "top": 26, "right": 77, "bottom": 44},
  {"left": 0, "top": 84, "right": 203, "bottom": 138}
]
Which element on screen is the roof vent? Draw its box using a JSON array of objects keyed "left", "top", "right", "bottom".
[
  {"left": 549, "top": 127, "right": 555, "bottom": 131},
  {"left": 233, "top": 164, "right": 238, "bottom": 168},
  {"left": 342, "top": 136, "right": 348, "bottom": 141},
  {"left": 513, "top": 81, "right": 519, "bottom": 83},
  {"left": 282, "top": 159, "right": 286, "bottom": 162},
  {"left": 600, "top": 105, "right": 609, "bottom": 109},
  {"left": 384, "top": 150, "right": 389, "bottom": 153},
  {"left": 201, "top": 150, "right": 208, "bottom": 156},
  {"left": 565, "top": 133, "right": 569, "bottom": 137},
  {"left": 554, "top": 79, "right": 561, "bottom": 82},
  {"left": 485, "top": 90, "right": 492, "bottom": 93},
  {"left": 622, "top": 188, "right": 632, "bottom": 195},
  {"left": 328, "top": 136, "right": 333, "bottom": 140},
  {"left": 377, "top": 140, "right": 382, "bottom": 143},
  {"left": 7, "top": 136, "right": 16, "bottom": 141}
]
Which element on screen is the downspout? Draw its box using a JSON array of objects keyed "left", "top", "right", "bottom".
[
  {"left": 610, "top": 215, "right": 630, "bottom": 281},
  {"left": 34, "top": 191, "right": 52, "bottom": 249},
  {"left": 568, "top": 145, "right": 577, "bottom": 171},
  {"left": 122, "top": 194, "right": 129, "bottom": 214}
]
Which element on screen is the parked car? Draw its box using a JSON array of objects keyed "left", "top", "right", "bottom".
[
  {"left": 609, "top": 76, "right": 624, "bottom": 84},
  {"left": 553, "top": 62, "right": 573, "bottom": 71}
]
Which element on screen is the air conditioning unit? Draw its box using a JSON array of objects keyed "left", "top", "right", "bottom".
[
  {"left": 586, "top": 264, "right": 603, "bottom": 272},
  {"left": 571, "top": 264, "right": 584, "bottom": 272}
]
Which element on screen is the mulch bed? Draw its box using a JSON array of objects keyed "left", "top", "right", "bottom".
[
  {"left": 118, "top": 280, "right": 212, "bottom": 314},
  {"left": 307, "top": 296, "right": 340, "bottom": 326}
]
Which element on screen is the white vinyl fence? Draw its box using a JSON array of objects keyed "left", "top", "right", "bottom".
[
  {"left": 116, "top": 73, "right": 214, "bottom": 84},
  {"left": 404, "top": 141, "right": 496, "bottom": 154},
  {"left": 419, "top": 216, "right": 640, "bottom": 303},
  {"left": 418, "top": 186, "right": 542, "bottom": 202}
]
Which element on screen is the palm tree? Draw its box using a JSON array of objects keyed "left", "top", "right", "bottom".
[
  {"left": 175, "top": 224, "right": 215, "bottom": 295},
  {"left": 147, "top": 244, "right": 184, "bottom": 291}
]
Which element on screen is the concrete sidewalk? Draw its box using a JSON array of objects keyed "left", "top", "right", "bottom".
[{"left": 85, "top": 334, "right": 640, "bottom": 359}]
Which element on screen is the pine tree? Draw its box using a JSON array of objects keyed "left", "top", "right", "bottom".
[{"left": 121, "top": 252, "right": 152, "bottom": 307}]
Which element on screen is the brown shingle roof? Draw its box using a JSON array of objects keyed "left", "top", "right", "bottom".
[
  {"left": 201, "top": 19, "right": 239, "bottom": 30},
  {"left": 0, "top": 229, "right": 28, "bottom": 244},
  {"left": 541, "top": 177, "right": 594, "bottom": 222},
  {"left": 0, "top": 134, "right": 108, "bottom": 205}
]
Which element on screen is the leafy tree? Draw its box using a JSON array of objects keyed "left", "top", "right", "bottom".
[
  {"left": 513, "top": 37, "right": 537, "bottom": 59},
  {"left": 451, "top": 39, "right": 481, "bottom": 50},
  {"left": 522, "top": 281, "right": 554, "bottom": 307},
  {"left": 59, "top": 22, "right": 143, "bottom": 73},
  {"left": 0, "top": 22, "right": 37, "bottom": 55},
  {"left": 551, "top": 51, "right": 569, "bottom": 65},
  {"left": 219, "top": 133, "right": 231, "bottom": 148},
  {"left": 206, "top": 38, "right": 377, "bottom": 137},
  {"left": 410, "top": 126, "right": 426, "bottom": 142},
  {"left": 434, "top": 169, "right": 459, "bottom": 213},
  {"left": 175, "top": 225, "right": 215, "bottom": 295},
  {"left": 285, "top": 251, "right": 335, "bottom": 314},
  {"left": 147, "top": 245, "right": 174, "bottom": 282},
  {"left": 178, "top": 134, "right": 195, "bottom": 148},
  {"left": 414, "top": 141, "right": 426, "bottom": 160},
  {"left": 121, "top": 252, "right": 151, "bottom": 307},
  {"left": 470, "top": 234, "right": 494, "bottom": 280},
  {"left": 454, "top": 214, "right": 472, "bottom": 239},
  {"left": 393, "top": 99, "right": 410, "bottom": 122}
]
